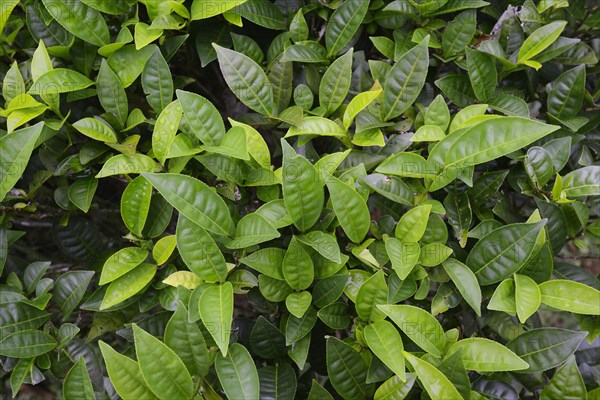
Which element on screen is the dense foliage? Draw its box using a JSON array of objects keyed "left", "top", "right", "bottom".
[{"left": 1, "top": 0, "right": 599, "bottom": 398}]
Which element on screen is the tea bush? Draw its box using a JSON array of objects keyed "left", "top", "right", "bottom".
[{"left": 1, "top": 0, "right": 599, "bottom": 399}]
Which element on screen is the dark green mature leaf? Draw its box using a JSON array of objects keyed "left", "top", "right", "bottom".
[
  {"left": 325, "top": 0, "right": 369, "bottom": 57},
  {"left": 540, "top": 356, "right": 586, "bottom": 400},
  {"left": 466, "top": 48, "right": 497, "bottom": 102},
  {"left": 143, "top": 173, "right": 233, "bottom": 236},
  {"left": 259, "top": 363, "right": 297, "bottom": 400},
  {"left": 319, "top": 50, "right": 353, "bottom": 115},
  {"left": 326, "top": 337, "right": 375, "bottom": 400},
  {"left": 216, "top": 343, "right": 260, "bottom": 400},
  {"left": 383, "top": 37, "right": 430, "bottom": 121},
  {"left": 356, "top": 270, "right": 387, "bottom": 322},
  {"left": 466, "top": 221, "right": 546, "bottom": 285},
  {"left": 41, "top": 0, "right": 109, "bottom": 46},
  {"left": 164, "top": 301, "right": 209, "bottom": 376},
  {"left": 142, "top": 47, "right": 173, "bottom": 114},
  {"left": 54, "top": 271, "right": 94, "bottom": 317},
  {"left": 507, "top": 328, "right": 587, "bottom": 373},
  {"left": 97, "top": 60, "right": 128, "bottom": 126},
  {"left": 442, "top": 10, "right": 476, "bottom": 57},
  {"left": 0, "top": 330, "right": 56, "bottom": 358},
  {"left": 214, "top": 44, "right": 274, "bottom": 115}
]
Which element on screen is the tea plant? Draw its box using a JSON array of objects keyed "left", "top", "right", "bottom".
[{"left": 1, "top": 0, "right": 599, "bottom": 399}]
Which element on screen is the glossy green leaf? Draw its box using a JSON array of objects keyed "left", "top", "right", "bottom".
[
  {"left": 466, "top": 48, "right": 497, "bottom": 102},
  {"left": 518, "top": 21, "right": 567, "bottom": 63},
  {"left": 507, "top": 328, "right": 587, "bottom": 373},
  {"left": 343, "top": 89, "right": 382, "bottom": 130},
  {"left": 563, "top": 166, "right": 599, "bottom": 197},
  {"left": 446, "top": 338, "right": 529, "bottom": 371},
  {"left": 165, "top": 301, "right": 209, "bottom": 376},
  {"left": 152, "top": 100, "right": 182, "bottom": 164},
  {"left": 540, "top": 356, "right": 586, "bottom": 400},
  {"left": 215, "top": 343, "right": 260, "bottom": 400},
  {"left": 466, "top": 221, "right": 546, "bottom": 285},
  {"left": 386, "top": 238, "right": 420, "bottom": 280},
  {"left": 259, "top": 363, "right": 297, "bottom": 400},
  {"left": 364, "top": 320, "right": 406, "bottom": 380},
  {"left": 54, "top": 270, "right": 94, "bottom": 317},
  {"left": 107, "top": 45, "right": 154, "bottom": 88},
  {"left": 176, "top": 215, "right": 227, "bottom": 283},
  {"left": 0, "top": 123, "right": 44, "bottom": 201},
  {"left": 326, "top": 337, "right": 374, "bottom": 400},
  {"left": 73, "top": 118, "right": 117, "bottom": 143},
  {"left": 198, "top": 282, "right": 233, "bottom": 356},
  {"left": 539, "top": 280, "right": 600, "bottom": 315},
  {"left": 214, "top": 44, "right": 274, "bottom": 115},
  {"left": 403, "top": 352, "right": 463, "bottom": 400},
  {"left": 282, "top": 237, "right": 314, "bottom": 290},
  {"left": 99, "top": 341, "right": 156, "bottom": 400},
  {"left": 29, "top": 68, "right": 94, "bottom": 94},
  {"left": 240, "top": 248, "right": 285, "bottom": 280},
  {"left": 325, "top": 0, "right": 369, "bottom": 57},
  {"left": 319, "top": 49, "right": 353, "bottom": 115},
  {"left": 395, "top": 204, "right": 432, "bottom": 242},
  {"left": 514, "top": 273, "right": 541, "bottom": 323},
  {"left": 97, "top": 60, "right": 128, "bottom": 127},
  {"left": 286, "top": 291, "right": 312, "bottom": 318},
  {"left": 233, "top": 0, "right": 286, "bottom": 30},
  {"left": 374, "top": 374, "right": 416, "bottom": 400},
  {"left": 0, "top": 329, "right": 56, "bottom": 358},
  {"left": 326, "top": 174, "right": 370, "bottom": 243},
  {"left": 286, "top": 306, "right": 317, "bottom": 345},
  {"left": 143, "top": 172, "right": 232, "bottom": 236},
  {"left": 99, "top": 247, "right": 147, "bottom": 285},
  {"left": 152, "top": 235, "right": 177, "bottom": 265},
  {"left": 191, "top": 0, "right": 247, "bottom": 19},
  {"left": 379, "top": 305, "right": 446, "bottom": 357},
  {"left": 121, "top": 176, "right": 153, "bottom": 236},
  {"left": 142, "top": 47, "right": 173, "bottom": 114},
  {"left": 297, "top": 231, "right": 341, "bottom": 263},
  {"left": 442, "top": 10, "right": 476, "bottom": 56},
  {"left": 96, "top": 154, "right": 160, "bottom": 178},
  {"left": 68, "top": 177, "right": 98, "bottom": 213},
  {"left": 63, "top": 357, "right": 95, "bottom": 400},
  {"left": 548, "top": 65, "right": 585, "bottom": 119},
  {"left": 133, "top": 324, "right": 193, "bottom": 399},
  {"left": 383, "top": 37, "right": 430, "bottom": 121},
  {"left": 177, "top": 90, "right": 225, "bottom": 146},
  {"left": 356, "top": 270, "right": 388, "bottom": 322},
  {"left": 312, "top": 274, "right": 348, "bottom": 308},
  {"left": 281, "top": 140, "right": 324, "bottom": 231},
  {"left": 227, "top": 213, "right": 280, "bottom": 249},
  {"left": 101, "top": 263, "right": 156, "bottom": 310},
  {"left": 41, "top": 0, "right": 109, "bottom": 46},
  {"left": 443, "top": 259, "right": 481, "bottom": 316}
]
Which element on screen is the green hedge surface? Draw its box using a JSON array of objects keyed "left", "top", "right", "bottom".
[{"left": 1, "top": 0, "right": 599, "bottom": 399}]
